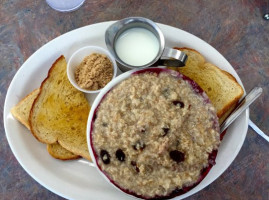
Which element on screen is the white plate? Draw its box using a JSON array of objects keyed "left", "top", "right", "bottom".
[{"left": 3, "top": 21, "right": 249, "bottom": 200}]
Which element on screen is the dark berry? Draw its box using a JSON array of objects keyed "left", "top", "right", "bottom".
[
  {"left": 131, "top": 161, "right": 140, "bottom": 173},
  {"left": 140, "top": 127, "right": 146, "bottom": 133},
  {"left": 115, "top": 149, "right": 125, "bottom": 162},
  {"left": 172, "top": 100, "right": 184, "bottom": 108},
  {"left": 100, "top": 150, "right": 110, "bottom": 164},
  {"left": 102, "top": 122, "right": 108, "bottom": 127},
  {"left": 169, "top": 150, "right": 185, "bottom": 163},
  {"left": 133, "top": 140, "right": 145, "bottom": 151},
  {"left": 161, "top": 127, "right": 170, "bottom": 136}
]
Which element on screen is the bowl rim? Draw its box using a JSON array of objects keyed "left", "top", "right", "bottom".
[{"left": 67, "top": 45, "right": 118, "bottom": 94}]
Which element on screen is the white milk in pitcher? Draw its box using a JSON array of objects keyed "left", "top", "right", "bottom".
[{"left": 115, "top": 28, "right": 159, "bottom": 66}]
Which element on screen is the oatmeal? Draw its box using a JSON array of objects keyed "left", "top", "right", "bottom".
[{"left": 91, "top": 71, "right": 220, "bottom": 199}]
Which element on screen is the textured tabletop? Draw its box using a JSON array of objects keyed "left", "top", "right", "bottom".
[{"left": 0, "top": 0, "right": 268, "bottom": 199}]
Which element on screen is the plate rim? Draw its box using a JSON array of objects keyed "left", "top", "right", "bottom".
[{"left": 3, "top": 20, "right": 249, "bottom": 200}]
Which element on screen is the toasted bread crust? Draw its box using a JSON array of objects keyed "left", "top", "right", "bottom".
[
  {"left": 205, "top": 63, "right": 244, "bottom": 118},
  {"left": 169, "top": 47, "right": 244, "bottom": 122},
  {"left": 47, "top": 143, "right": 81, "bottom": 160},
  {"left": 29, "top": 56, "right": 64, "bottom": 144},
  {"left": 11, "top": 85, "right": 81, "bottom": 160},
  {"left": 11, "top": 88, "right": 40, "bottom": 130},
  {"left": 174, "top": 47, "right": 202, "bottom": 55},
  {"left": 29, "top": 55, "right": 91, "bottom": 161}
]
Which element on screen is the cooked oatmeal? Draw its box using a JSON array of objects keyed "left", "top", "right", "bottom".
[{"left": 91, "top": 71, "right": 220, "bottom": 199}]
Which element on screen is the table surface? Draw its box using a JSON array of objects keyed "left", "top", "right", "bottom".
[{"left": 1, "top": 0, "right": 268, "bottom": 199}]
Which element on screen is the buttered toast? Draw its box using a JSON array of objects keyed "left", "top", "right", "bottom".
[
  {"left": 10, "top": 88, "right": 80, "bottom": 160},
  {"left": 11, "top": 89, "right": 40, "bottom": 130},
  {"left": 47, "top": 142, "right": 80, "bottom": 160},
  {"left": 168, "top": 47, "right": 244, "bottom": 124},
  {"left": 29, "top": 56, "right": 91, "bottom": 161}
]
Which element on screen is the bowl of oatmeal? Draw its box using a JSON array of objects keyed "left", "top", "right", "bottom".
[
  {"left": 67, "top": 46, "right": 117, "bottom": 93},
  {"left": 87, "top": 68, "right": 220, "bottom": 199}
]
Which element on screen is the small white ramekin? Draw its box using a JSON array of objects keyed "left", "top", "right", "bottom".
[{"left": 67, "top": 46, "right": 118, "bottom": 93}]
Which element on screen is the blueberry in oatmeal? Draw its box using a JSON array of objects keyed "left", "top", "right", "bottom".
[
  {"left": 100, "top": 150, "right": 110, "bottom": 164},
  {"left": 161, "top": 126, "right": 170, "bottom": 137},
  {"left": 115, "top": 149, "right": 125, "bottom": 162},
  {"left": 91, "top": 70, "right": 220, "bottom": 199},
  {"left": 172, "top": 100, "right": 184, "bottom": 108},
  {"left": 169, "top": 150, "right": 185, "bottom": 163}
]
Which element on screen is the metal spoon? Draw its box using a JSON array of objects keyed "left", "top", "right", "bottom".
[{"left": 220, "top": 87, "right": 263, "bottom": 133}]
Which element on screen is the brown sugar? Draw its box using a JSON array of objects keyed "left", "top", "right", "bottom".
[{"left": 75, "top": 53, "right": 113, "bottom": 91}]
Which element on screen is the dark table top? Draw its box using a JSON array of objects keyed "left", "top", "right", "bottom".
[{"left": 1, "top": 0, "right": 268, "bottom": 199}]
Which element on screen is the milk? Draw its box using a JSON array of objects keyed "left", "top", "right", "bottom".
[{"left": 115, "top": 28, "right": 159, "bottom": 66}]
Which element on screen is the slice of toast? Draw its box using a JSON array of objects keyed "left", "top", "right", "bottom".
[
  {"left": 29, "top": 55, "right": 91, "bottom": 161},
  {"left": 47, "top": 142, "right": 80, "bottom": 160},
  {"left": 10, "top": 88, "right": 80, "bottom": 160},
  {"left": 168, "top": 47, "right": 244, "bottom": 124},
  {"left": 11, "top": 89, "right": 40, "bottom": 130}
]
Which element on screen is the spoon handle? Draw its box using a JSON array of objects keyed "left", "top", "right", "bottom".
[{"left": 220, "top": 87, "right": 263, "bottom": 133}]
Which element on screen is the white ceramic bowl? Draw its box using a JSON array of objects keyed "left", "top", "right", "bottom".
[
  {"left": 87, "top": 67, "right": 220, "bottom": 199},
  {"left": 67, "top": 46, "right": 117, "bottom": 93}
]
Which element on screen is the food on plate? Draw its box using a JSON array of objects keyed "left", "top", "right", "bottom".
[
  {"left": 10, "top": 88, "right": 79, "bottom": 160},
  {"left": 47, "top": 142, "right": 80, "bottom": 160},
  {"left": 75, "top": 53, "right": 113, "bottom": 90},
  {"left": 90, "top": 69, "right": 220, "bottom": 199},
  {"left": 11, "top": 88, "right": 40, "bottom": 130},
  {"left": 29, "top": 55, "right": 91, "bottom": 161},
  {"left": 168, "top": 47, "right": 244, "bottom": 124}
]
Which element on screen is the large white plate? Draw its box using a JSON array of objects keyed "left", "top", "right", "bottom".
[{"left": 4, "top": 21, "right": 249, "bottom": 200}]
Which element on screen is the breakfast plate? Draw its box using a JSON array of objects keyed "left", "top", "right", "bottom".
[{"left": 4, "top": 21, "right": 249, "bottom": 200}]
